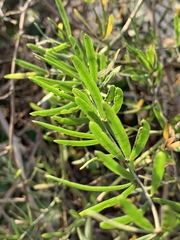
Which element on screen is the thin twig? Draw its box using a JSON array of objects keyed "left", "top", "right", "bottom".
[
  {"left": 9, "top": 0, "right": 31, "bottom": 155},
  {"left": 124, "top": 160, "right": 161, "bottom": 232},
  {"left": 109, "top": 0, "right": 144, "bottom": 47},
  {"left": 9, "top": 0, "right": 32, "bottom": 195}
]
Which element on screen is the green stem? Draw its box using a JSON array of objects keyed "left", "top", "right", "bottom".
[{"left": 125, "top": 161, "right": 161, "bottom": 232}]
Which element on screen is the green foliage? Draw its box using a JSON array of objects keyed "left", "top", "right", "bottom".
[
  {"left": 151, "top": 151, "right": 166, "bottom": 196},
  {"left": 124, "top": 43, "right": 163, "bottom": 86},
  {"left": 3, "top": 0, "right": 180, "bottom": 239}
]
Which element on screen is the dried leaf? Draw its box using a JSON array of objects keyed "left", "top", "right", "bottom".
[
  {"left": 163, "top": 123, "right": 170, "bottom": 140},
  {"left": 136, "top": 99, "right": 144, "bottom": 109},
  {"left": 103, "top": 14, "right": 114, "bottom": 40}
]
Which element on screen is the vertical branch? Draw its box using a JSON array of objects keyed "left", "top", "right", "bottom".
[{"left": 9, "top": 0, "right": 32, "bottom": 170}]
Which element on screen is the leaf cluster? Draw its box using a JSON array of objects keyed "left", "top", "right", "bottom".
[{"left": 3, "top": 0, "right": 180, "bottom": 239}]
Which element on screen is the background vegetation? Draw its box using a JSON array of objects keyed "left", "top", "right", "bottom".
[{"left": 0, "top": 0, "right": 180, "bottom": 239}]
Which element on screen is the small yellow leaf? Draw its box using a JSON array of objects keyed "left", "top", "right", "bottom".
[
  {"left": 102, "top": 0, "right": 108, "bottom": 7},
  {"left": 57, "top": 23, "right": 63, "bottom": 30},
  {"left": 103, "top": 14, "right": 114, "bottom": 40},
  {"left": 163, "top": 123, "right": 170, "bottom": 140},
  {"left": 136, "top": 99, "right": 144, "bottom": 109}
]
